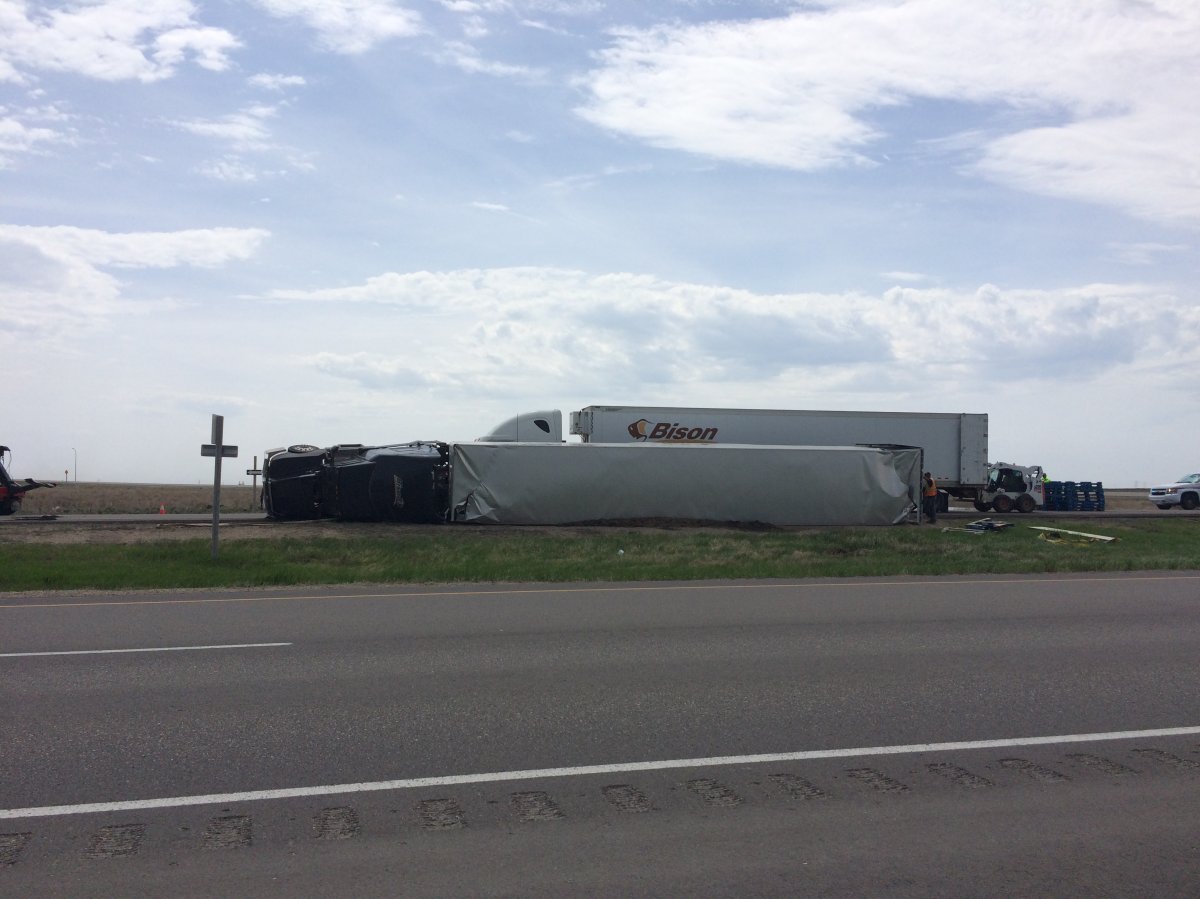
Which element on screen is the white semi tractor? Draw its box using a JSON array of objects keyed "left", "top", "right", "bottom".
[{"left": 563, "top": 405, "right": 1044, "bottom": 513}]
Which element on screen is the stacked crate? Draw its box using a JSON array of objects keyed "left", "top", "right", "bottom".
[{"left": 1043, "top": 481, "right": 1105, "bottom": 512}]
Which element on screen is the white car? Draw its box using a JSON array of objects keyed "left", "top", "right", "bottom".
[{"left": 1148, "top": 473, "right": 1200, "bottom": 510}]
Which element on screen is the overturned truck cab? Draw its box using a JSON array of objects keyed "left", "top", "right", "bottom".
[{"left": 262, "top": 441, "right": 450, "bottom": 523}]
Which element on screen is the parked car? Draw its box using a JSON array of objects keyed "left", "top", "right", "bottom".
[{"left": 1148, "top": 473, "right": 1200, "bottom": 510}]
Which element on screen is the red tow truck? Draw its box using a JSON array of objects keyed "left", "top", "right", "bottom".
[{"left": 0, "top": 446, "right": 54, "bottom": 515}]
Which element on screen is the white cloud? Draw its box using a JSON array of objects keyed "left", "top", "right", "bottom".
[
  {"left": 267, "top": 267, "right": 1200, "bottom": 399},
  {"left": 435, "top": 40, "right": 544, "bottom": 78},
  {"left": 196, "top": 157, "right": 261, "bottom": 182},
  {"left": 457, "top": 13, "right": 490, "bottom": 40},
  {"left": 250, "top": 0, "right": 423, "bottom": 53},
  {"left": 0, "top": 0, "right": 240, "bottom": 83},
  {"left": 545, "top": 162, "right": 651, "bottom": 191},
  {"left": 166, "top": 103, "right": 314, "bottom": 179},
  {"left": 0, "top": 101, "right": 83, "bottom": 166},
  {"left": 976, "top": 105, "right": 1200, "bottom": 226},
  {"left": 467, "top": 200, "right": 541, "bottom": 223},
  {"left": 518, "top": 18, "right": 571, "bottom": 36},
  {"left": 0, "top": 224, "right": 269, "bottom": 343},
  {"left": 141, "top": 391, "right": 259, "bottom": 417},
  {"left": 150, "top": 25, "right": 240, "bottom": 73},
  {"left": 577, "top": 0, "right": 1200, "bottom": 225},
  {"left": 168, "top": 104, "right": 278, "bottom": 150},
  {"left": 0, "top": 224, "right": 269, "bottom": 268},
  {"left": 0, "top": 113, "right": 68, "bottom": 165},
  {"left": 1107, "top": 242, "right": 1188, "bottom": 266},
  {"left": 248, "top": 73, "right": 308, "bottom": 91},
  {"left": 519, "top": 0, "right": 601, "bottom": 14}
]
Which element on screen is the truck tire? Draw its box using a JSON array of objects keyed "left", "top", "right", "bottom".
[
  {"left": 1016, "top": 494, "right": 1037, "bottom": 513},
  {"left": 992, "top": 494, "right": 1014, "bottom": 514},
  {"left": 1182, "top": 493, "right": 1199, "bottom": 511},
  {"left": 0, "top": 499, "right": 15, "bottom": 515},
  {"left": 973, "top": 500, "right": 991, "bottom": 512},
  {"left": 1157, "top": 504, "right": 1173, "bottom": 510}
]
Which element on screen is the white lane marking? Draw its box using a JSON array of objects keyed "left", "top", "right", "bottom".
[
  {"left": 4, "top": 572, "right": 1200, "bottom": 609},
  {"left": 4, "top": 724, "right": 1198, "bottom": 820},
  {"left": 0, "top": 643, "right": 291, "bottom": 658}
]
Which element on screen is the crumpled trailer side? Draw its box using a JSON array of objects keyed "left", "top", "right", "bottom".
[{"left": 450, "top": 442, "right": 921, "bottom": 526}]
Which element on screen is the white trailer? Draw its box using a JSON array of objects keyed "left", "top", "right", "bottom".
[{"left": 570, "top": 406, "right": 988, "bottom": 494}]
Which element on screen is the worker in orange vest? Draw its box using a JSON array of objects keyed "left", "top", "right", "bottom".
[{"left": 922, "top": 471, "right": 938, "bottom": 523}]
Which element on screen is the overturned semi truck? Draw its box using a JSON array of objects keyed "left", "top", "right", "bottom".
[{"left": 262, "top": 418, "right": 924, "bottom": 527}]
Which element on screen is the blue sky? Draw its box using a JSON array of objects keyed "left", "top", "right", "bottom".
[{"left": 3, "top": 0, "right": 1197, "bottom": 486}]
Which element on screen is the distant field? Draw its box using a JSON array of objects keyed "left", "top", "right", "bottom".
[
  {"left": 14, "top": 481, "right": 1150, "bottom": 516},
  {"left": 17, "top": 482, "right": 259, "bottom": 515}
]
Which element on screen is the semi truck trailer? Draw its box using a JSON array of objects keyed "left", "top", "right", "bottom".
[
  {"left": 450, "top": 441, "right": 921, "bottom": 526},
  {"left": 569, "top": 405, "right": 1043, "bottom": 512},
  {"left": 572, "top": 405, "right": 985, "bottom": 492}
]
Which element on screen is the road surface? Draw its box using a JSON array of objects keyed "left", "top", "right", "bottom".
[{"left": 2, "top": 573, "right": 1199, "bottom": 896}]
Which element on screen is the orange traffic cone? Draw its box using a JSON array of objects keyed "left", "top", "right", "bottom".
[{"left": 159, "top": 504, "right": 167, "bottom": 515}]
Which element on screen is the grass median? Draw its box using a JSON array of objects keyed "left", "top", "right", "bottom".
[{"left": 2, "top": 517, "right": 1198, "bottom": 592}]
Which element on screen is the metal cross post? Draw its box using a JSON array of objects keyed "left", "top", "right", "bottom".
[
  {"left": 246, "top": 456, "right": 262, "bottom": 512},
  {"left": 200, "top": 414, "right": 238, "bottom": 560}
]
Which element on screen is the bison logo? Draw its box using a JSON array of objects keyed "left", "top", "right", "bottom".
[{"left": 627, "top": 419, "right": 651, "bottom": 440}]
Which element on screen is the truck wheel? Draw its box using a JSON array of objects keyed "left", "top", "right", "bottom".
[
  {"left": 973, "top": 500, "right": 991, "bottom": 512},
  {"left": 1157, "top": 504, "right": 1174, "bottom": 510},
  {"left": 0, "top": 499, "right": 14, "bottom": 516},
  {"left": 992, "top": 494, "right": 1014, "bottom": 513},
  {"left": 1182, "top": 493, "right": 1199, "bottom": 511},
  {"left": 1016, "top": 494, "right": 1037, "bottom": 513}
]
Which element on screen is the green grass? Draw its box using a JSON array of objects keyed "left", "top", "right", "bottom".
[{"left": 2, "top": 518, "right": 1198, "bottom": 592}]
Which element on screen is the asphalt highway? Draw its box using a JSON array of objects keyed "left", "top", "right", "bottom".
[{"left": 2, "top": 574, "right": 1199, "bottom": 895}]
